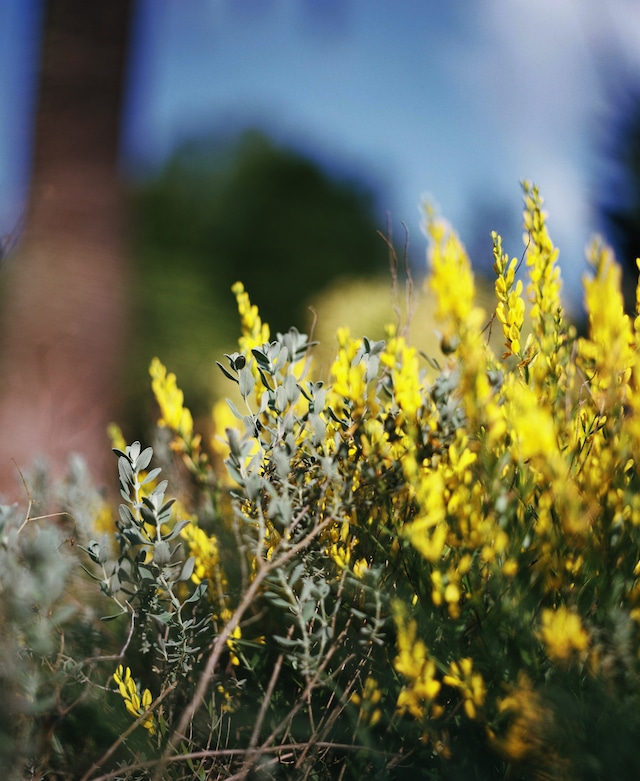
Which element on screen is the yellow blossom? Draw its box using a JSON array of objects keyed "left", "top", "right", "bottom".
[
  {"left": 493, "top": 231, "right": 526, "bottom": 358},
  {"left": 149, "top": 357, "right": 194, "bottom": 440},
  {"left": 522, "top": 181, "right": 562, "bottom": 335},
  {"left": 351, "top": 677, "right": 383, "bottom": 727},
  {"left": 180, "top": 521, "right": 229, "bottom": 616},
  {"left": 492, "top": 673, "right": 549, "bottom": 762},
  {"left": 539, "top": 606, "right": 589, "bottom": 663},
  {"left": 424, "top": 207, "right": 479, "bottom": 334},
  {"left": 113, "top": 665, "right": 156, "bottom": 735},
  {"left": 107, "top": 422, "right": 127, "bottom": 452},
  {"left": 232, "top": 281, "right": 270, "bottom": 355},
  {"left": 392, "top": 603, "right": 442, "bottom": 720},
  {"left": 220, "top": 607, "right": 242, "bottom": 666},
  {"left": 578, "top": 237, "right": 635, "bottom": 407},
  {"left": 403, "top": 466, "right": 448, "bottom": 562},
  {"left": 442, "top": 657, "right": 486, "bottom": 720}
]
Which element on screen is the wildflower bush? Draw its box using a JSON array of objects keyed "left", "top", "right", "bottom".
[{"left": 5, "top": 182, "right": 640, "bottom": 779}]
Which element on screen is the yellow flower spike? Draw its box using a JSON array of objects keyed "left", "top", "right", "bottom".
[
  {"left": 113, "top": 664, "right": 129, "bottom": 699},
  {"left": 392, "top": 602, "right": 443, "bottom": 721},
  {"left": 425, "top": 210, "right": 476, "bottom": 329},
  {"left": 352, "top": 677, "right": 384, "bottom": 727},
  {"left": 149, "top": 357, "right": 194, "bottom": 441},
  {"left": 381, "top": 335, "right": 424, "bottom": 423},
  {"left": 403, "top": 465, "right": 449, "bottom": 562},
  {"left": 520, "top": 182, "right": 568, "bottom": 389},
  {"left": 113, "top": 665, "right": 156, "bottom": 735},
  {"left": 180, "top": 520, "right": 229, "bottom": 616},
  {"left": 504, "top": 374, "right": 559, "bottom": 465},
  {"left": 107, "top": 422, "right": 127, "bottom": 453},
  {"left": 232, "top": 281, "right": 270, "bottom": 354},
  {"left": 493, "top": 231, "right": 526, "bottom": 358},
  {"left": 579, "top": 238, "right": 635, "bottom": 407}
]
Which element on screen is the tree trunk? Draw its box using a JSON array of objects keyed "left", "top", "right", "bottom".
[{"left": 0, "top": 0, "right": 132, "bottom": 496}]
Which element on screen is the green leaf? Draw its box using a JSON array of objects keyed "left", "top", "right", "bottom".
[
  {"left": 216, "top": 361, "right": 239, "bottom": 384},
  {"left": 229, "top": 353, "right": 246, "bottom": 371},
  {"left": 239, "top": 366, "right": 255, "bottom": 400},
  {"left": 123, "top": 528, "right": 147, "bottom": 546},
  {"left": 119, "top": 505, "right": 135, "bottom": 526},
  {"left": 153, "top": 541, "right": 171, "bottom": 566},
  {"left": 179, "top": 556, "right": 196, "bottom": 582},
  {"left": 101, "top": 612, "right": 126, "bottom": 622},
  {"left": 164, "top": 519, "right": 191, "bottom": 542},
  {"left": 185, "top": 581, "right": 208, "bottom": 603},
  {"left": 150, "top": 611, "right": 173, "bottom": 625},
  {"left": 141, "top": 466, "right": 162, "bottom": 485},
  {"left": 135, "top": 446, "right": 154, "bottom": 472},
  {"left": 225, "top": 398, "right": 244, "bottom": 420},
  {"left": 251, "top": 347, "right": 270, "bottom": 367},
  {"left": 273, "top": 634, "right": 299, "bottom": 647}
]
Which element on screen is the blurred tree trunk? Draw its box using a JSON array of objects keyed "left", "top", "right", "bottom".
[{"left": 0, "top": 0, "right": 132, "bottom": 495}]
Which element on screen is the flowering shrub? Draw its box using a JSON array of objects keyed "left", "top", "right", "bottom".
[{"left": 6, "top": 182, "right": 640, "bottom": 780}]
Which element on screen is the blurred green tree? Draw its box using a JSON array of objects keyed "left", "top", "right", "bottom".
[{"left": 126, "top": 131, "right": 390, "bottom": 427}]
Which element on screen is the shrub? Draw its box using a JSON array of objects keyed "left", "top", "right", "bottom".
[{"left": 7, "top": 181, "right": 640, "bottom": 780}]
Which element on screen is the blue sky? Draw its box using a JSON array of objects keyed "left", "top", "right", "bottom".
[{"left": 3, "top": 0, "right": 640, "bottom": 310}]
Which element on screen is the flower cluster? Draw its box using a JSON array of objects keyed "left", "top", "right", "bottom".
[
  {"left": 76, "top": 182, "right": 640, "bottom": 779},
  {"left": 149, "top": 356, "right": 194, "bottom": 441},
  {"left": 113, "top": 665, "right": 156, "bottom": 735}
]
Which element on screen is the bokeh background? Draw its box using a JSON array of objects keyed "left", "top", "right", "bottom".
[{"left": 0, "top": 0, "right": 639, "bottom": 494}]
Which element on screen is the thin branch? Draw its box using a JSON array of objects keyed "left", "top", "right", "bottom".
[
  {"left": 235, "top": 626, "right": 293, "bottom": 779},
  {"left": 378, "top": 218, "right": 414, "bottom": 338},
  {"left": 154, "top": 511, "right": 336, "bottom": 779},
  {"left": 79, "top": 680, "right": 177, "bottom": 781},
  {"left": 85, "top": 740, "right": 399, "bottom": 781}
]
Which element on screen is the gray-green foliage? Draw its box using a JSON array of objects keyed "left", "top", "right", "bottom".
[
  {"left": 0, "top": 323, "right": 411, "bottom": 780},
  {"left": 211, "top": 330, "right": 392, "bottom": 766},
  {"left": 85, "top": 442, "right": 209, "bottom": 679},
  {"left": 0, "top": 501, "right": 74, "bottom": 777}
]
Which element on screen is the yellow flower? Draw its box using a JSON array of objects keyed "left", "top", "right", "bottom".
[
  {"left": 220, "top": 608, "right": 242, "bottom": 666},
  {"left": 539, "top": 606, "right": 588, "bottom": 663},
  {"left": 180, "top": 521, "right": 229, "bottom": 616},
  {"left": 442, "top": 657, "right": 486, "bottom": 720},
  {"left": 149, "top": 357, "right": 194, "bottom": 440},
  {"left": 506, "top": 377, "right": 559, "bottom": 463},
  {"left": 522, "top": 181, "right": 562, "bottom": 334},
  {"left": 492, "top": 673, "right": 549, "bottom": 762},
  {"left": 403, "top": 467, "right": 448, "bottom": 562},
  {"left": 113, "top": 665, "right": 156, "bottom": 735},
  {"left": 578, "top": 238, "right": 635, "bottom": 406},
  {"left": 351, "top": 677, "right": 383, "bottom": 727},
  {"left": 232, "top": 281, "right": 270, "bottom": 354},
  {"left": 381, "top": 334, "right": 424, "bottom": 422},
  {"left": 424, "top": 207, "right": 478, "bottom": 333},
  {"left": 107, "top": 422, "right": 127, "bottom": 452},
  {"left": 493, "top": 231, "right": 526, "bottom": 358},
  {"left": 352, "top": 557, "right": 369, "bottom": 579},
  {"left": 392, "top": 603, "right": 442, "bottom": 720}
]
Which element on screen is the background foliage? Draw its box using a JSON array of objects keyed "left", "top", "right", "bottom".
[{"left": 125, "top": 130, "right": 390, "bottom": 430}]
